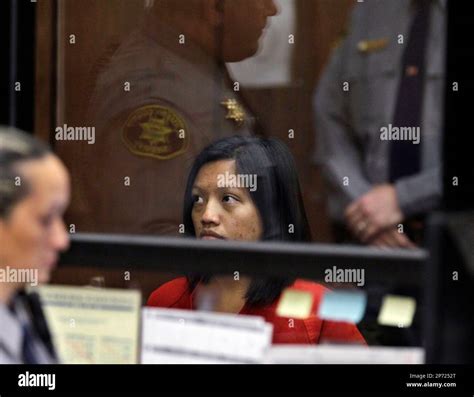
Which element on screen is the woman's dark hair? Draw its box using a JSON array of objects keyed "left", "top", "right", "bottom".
[
  {"left": 183, "top": 136, "right": 311, "bottom": 306},
  {"left": 0, "top": 128, "right": 51, "bottom": 218}
]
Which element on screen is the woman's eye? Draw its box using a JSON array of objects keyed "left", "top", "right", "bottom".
[
  {"left": 193, "top": 195, "right": 203, "bottom": 204},
  {"left": 223, "top": 195, "right": 238, "bottom": 204}
]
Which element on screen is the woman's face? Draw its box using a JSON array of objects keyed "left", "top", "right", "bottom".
[
  {"left": 191, "top": 160, "right": 263, "bottom": 241},
  {"left": 0, "top": 155, "right": 70, "bottom": 285}
]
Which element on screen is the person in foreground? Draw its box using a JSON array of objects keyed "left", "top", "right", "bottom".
[
  {"left": 0, "top": 128, "right": 70, "bottom": 363},
  {"left": 148, "top": 136, "right": 365, "bottom": 345}
]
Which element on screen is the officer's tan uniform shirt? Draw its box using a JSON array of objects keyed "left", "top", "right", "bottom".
[{"left": 57, "top": 25, "right": 253, "bottom": 235}]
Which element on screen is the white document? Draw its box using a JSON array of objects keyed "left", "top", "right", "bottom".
[
  {"left": 141, "top": 308, "right": 273, "bottom": 364},
  {"left": 33, "top": 285, "right": 141, "bottom": 364},
  {"left": 227, "top": 0, "right": 296, "bottom": 88},
  {"left": 265, "top": 345, "right": 425, "bottom": 364}
]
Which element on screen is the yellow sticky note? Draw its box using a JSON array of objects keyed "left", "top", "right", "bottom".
[
  {"left": 377, "top": 295, "right": 417, "bottom": 328},
  {"left": 276, "top": 289, "right": 314, "bottom": 319}
]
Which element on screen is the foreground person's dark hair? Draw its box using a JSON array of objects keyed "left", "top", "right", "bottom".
[{"left": 0, "top": 128, "right": 51, "bottom": 218}]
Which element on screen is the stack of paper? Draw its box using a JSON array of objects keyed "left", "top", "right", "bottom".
[
  {"left": 265, "top": 345, "right": 425, "bottom": 364},
  {"left": 141, "top": 308, "right": 273, "bottom": 364}
]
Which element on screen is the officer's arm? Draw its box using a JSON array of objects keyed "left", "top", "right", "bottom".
[
  {"left": 312, "top": 32, "right": 372, "bottom": 210},
  {"left": 394, "top": 166, "right": 442, "bottom": 218}
]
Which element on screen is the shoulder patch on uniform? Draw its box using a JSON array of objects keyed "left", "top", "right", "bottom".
[{"left": 122, "top": 105, "right": 189, "bottom": 160}]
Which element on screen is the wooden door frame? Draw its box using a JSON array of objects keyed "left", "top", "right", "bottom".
[{"left": 34, "top": 0, "right": 57, "bottom": 144}]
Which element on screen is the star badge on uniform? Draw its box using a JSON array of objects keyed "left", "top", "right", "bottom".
[{"left": 221, "top": 99, "right": 246, "bottom": 126}]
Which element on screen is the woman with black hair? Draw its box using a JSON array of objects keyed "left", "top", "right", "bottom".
[
  {"left": 0, "top": 128, "right": 70, "bottom": 363},
  {"left": 148, "top": 136, "right": 365, "bottom": 344}
]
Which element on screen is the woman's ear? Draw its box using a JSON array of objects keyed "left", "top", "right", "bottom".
[{"left": 202, "top": 0, "right": 224, "bottom": 27}]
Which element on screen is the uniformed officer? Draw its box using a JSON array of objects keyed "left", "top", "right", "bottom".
[
  {"left": 57, "top": 0, "right": 277, "bottom": 235},
  {"left": 313, "top": 0, "right": 446, "bottom": 247},
  {"left": 0, "top": 128, "right": 70, "bottom": 363}
]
